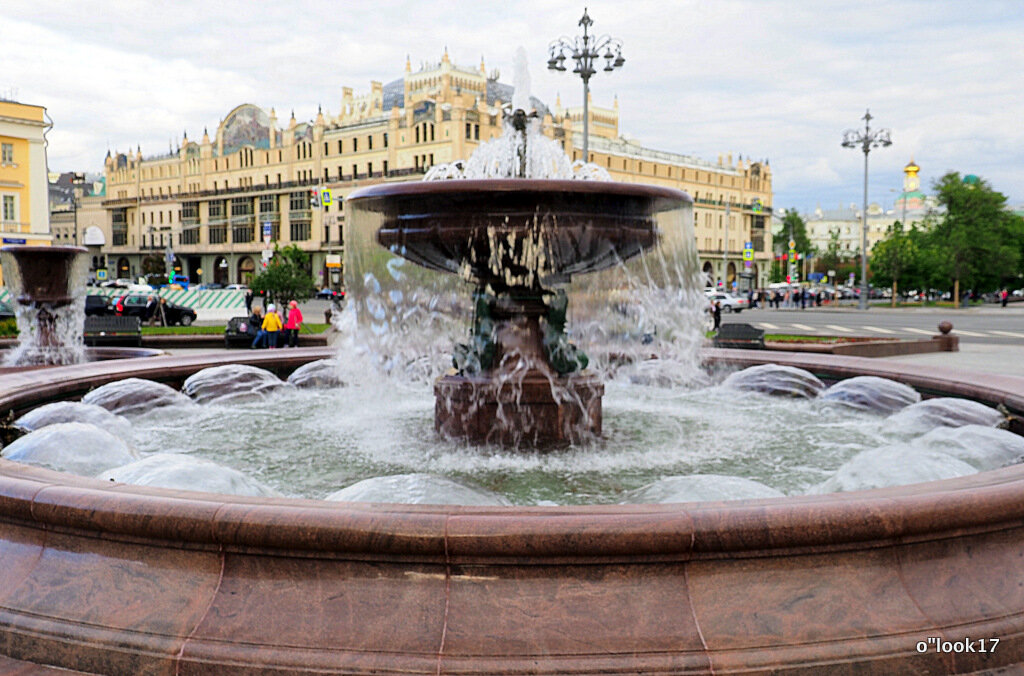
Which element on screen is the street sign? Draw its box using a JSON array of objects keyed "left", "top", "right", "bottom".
[
  {"left": 742, "top": 249, "right": 754, "bottom": 261},
  {"left": 96, "top": 269, "right": 108, "bottom": 281},
  {"left": 325, "top": 254, "right": 342, "bottom": 269},
  {"left": 321, "top": 189, "right": 332, "bottom": 207},
  {"left": 788, "top": 239, "right": 796, "bottom": 250}
]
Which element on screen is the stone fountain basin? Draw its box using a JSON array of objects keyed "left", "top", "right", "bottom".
[
  {"left": 346, "top": 180, "right": 685, "bottom": 285},
  {"left": 1, "top": 347, "right": 1023, "bottom": 674}
]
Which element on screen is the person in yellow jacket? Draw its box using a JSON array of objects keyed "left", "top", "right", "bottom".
[{"left": 262, "top": 303, "right": 284, "bottom": 349}]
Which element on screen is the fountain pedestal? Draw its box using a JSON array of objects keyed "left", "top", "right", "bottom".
[{"left": 435, "top": 298, "right": 603, "bottom": 444}]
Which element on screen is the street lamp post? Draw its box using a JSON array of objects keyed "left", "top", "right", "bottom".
[
  {"left": 547, "top": 8, "right": 624, "bottom": 162},
  {"left": 841, "top": 109, "right": 891, "bottom": 310}
]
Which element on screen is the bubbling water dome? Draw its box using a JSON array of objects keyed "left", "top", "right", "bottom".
[{"left": 346, "top": 108, "right": 698, "bottom": 446}]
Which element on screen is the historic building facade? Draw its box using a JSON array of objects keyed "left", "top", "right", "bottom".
[
  {"left": 804, "top": 159, "right": 936, "bottom": 261},
  {"left": 95, "top": 52, "right": 774, "bottom": 290},
  {"left": 0, "top": 98, "right": 52, "bottom": 284}
]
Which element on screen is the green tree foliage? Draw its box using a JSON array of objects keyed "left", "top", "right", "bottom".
[
  {"left": 928, "top": 172, "right": 1023, "bottom": 305},
  {"left": 781, "top": 210, "right": 814, "bottom": 255},
  {"left": 816, "top": 229, "right": 846, "bottom": 274},
  {"left": 870, "top": 221, "right": 919, "bottom": 305},
  {"left": 870, "top": 173, "right": 1024, "bottom": 305},
  {"left": 250, "top": 244, "right": 316, "bottom": 307}
]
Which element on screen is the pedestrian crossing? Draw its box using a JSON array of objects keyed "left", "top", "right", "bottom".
[{"left": 750, "top": 322, "right": 1024, "bottom": 340}]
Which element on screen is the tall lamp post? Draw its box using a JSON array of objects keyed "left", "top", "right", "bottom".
[
  {"left": 547, "top": 8, "right": 624, "bottom": 162},
  {"left": 841, "top": 109, "right": 891, "bottom": 310}
]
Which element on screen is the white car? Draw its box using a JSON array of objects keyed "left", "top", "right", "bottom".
[{"left": 706, "top": 292, "right": 749, "bottom": 313}]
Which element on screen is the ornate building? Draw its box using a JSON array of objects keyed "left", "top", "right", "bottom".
[
  {"left": 0, "top": 98, "right": 52, "bottom": 285},
  {"left": 804, "top": 159, "right": 936, "bottom": 262},
  {"left": 93, "top": 52, "right": 774, "bottom": 289}
]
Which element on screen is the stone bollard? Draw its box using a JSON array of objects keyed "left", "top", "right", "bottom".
[{"left": 935, "top": 320, "right": 959, "bottom": 351}]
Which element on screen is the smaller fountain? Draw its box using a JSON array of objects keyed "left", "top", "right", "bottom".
[{"left": 1, "top": 245, "right": 88, "bottom": 366}]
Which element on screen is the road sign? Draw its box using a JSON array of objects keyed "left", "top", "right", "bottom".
[
  {"left": 742, "top": 249, "right": 754, "bottom": 261},
  {"left": 321, "top": 189, "right": 332, "bottom": 207},
  {"left": 788, "top": 239, "right": 796, "bottom": 250},
  {"left": 96, "top": 269, "right": 108, "bottom": 281},
  {"left": 325, "top": 254, "right": 342, "bottom": 269}
]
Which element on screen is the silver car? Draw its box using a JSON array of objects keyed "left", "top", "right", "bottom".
[{"left": 706, "top": 292, "right": 749, "bottom": 313}]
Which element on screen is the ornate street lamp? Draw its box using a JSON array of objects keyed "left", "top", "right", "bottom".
[
  {"left": 548, "top": 8, "right": 624, "bottom": 161},
  {"left": 842, "top": 109, "right": 891, "bottom": 310}
]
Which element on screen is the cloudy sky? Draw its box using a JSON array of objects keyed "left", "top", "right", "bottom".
[{"left": 4, "top": 0, "right": 1021, "bottom": 213}]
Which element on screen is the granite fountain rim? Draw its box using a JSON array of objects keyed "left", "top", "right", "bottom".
[{"left": 1, "top": 346, "right": 1023, "bottom": 560}]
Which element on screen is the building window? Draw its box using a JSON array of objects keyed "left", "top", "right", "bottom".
[
  {"left": 383, "top": 133, "right": 388, "bottom": 148},
  {"left": 465, "top": 123, "right": 471, "bottom": 140},
  {"left": 2, "top": 195, "right": 15, "bottom": 221},
  {"left": 180, "top": 228, "right": 199, "bottom": 245},
  {"left": 338, "top": 140, "right": 343, "bottom": 154},
  {"left": 289, "top": 191, "right": 309, "bottom": 211},
  {"left": 353, "top": 138, "right": 358, "bottom": 152},
  {"left": 382, "top": 160, "right": 388, "bottom": 176},
  {"left": 368, "top": 135, "right": 373, "bottom": 150},
  {"left": 1, "top": 144, "right": 13, "bottom": 164},
  {"left": 290, "top": 221, "right": 311, "bottom": 241},
  {"left": 209, "top": 225, "right": 227, "bottom": 244}
]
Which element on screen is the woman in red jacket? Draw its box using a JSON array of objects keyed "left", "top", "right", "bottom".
[{"left": 283, "top": 299, "right": 303, "bottom": 347}]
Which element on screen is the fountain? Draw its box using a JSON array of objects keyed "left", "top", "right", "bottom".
[
  {"left": 1, "top": 245, "right": 89, "bottom": 365},
  {"left": 1, "top": 62, "right": 1024, "bottom": 674},
  {"left": 0, "top": 245, "right": 161, "bottom": 369}
]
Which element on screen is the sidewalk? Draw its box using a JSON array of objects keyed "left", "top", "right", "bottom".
[{"left": 880, "top": 342, "right": 1024, "bottom": 377}]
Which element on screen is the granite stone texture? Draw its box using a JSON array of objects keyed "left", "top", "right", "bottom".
[{"left": 0, "top": 349, "right": 1022, "bottom": 674}]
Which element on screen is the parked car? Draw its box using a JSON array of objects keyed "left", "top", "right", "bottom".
[
  {"left": 706, "top": 292, "right": 748, "bottom": 313},
  {"left": 84, "top": 295, "right": 112, "bottom": 317},
  {"left": 315, "top": 288, "right": 346, "bottom": 301},
  {"left": 113, "top": 294, "right": 197, "bottom": 326},
  {"left": 225, "top": 284, "right": 249, "bottom": 290}
]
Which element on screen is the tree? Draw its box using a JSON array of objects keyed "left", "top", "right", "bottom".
[
  {"left": 929, "top": 172, "right": 1023, "bottom": 307},
  {"left": 779, "top": 209, "right": 814, "bottom": 282},
  {"left": 250, "top": 244, "right": 316, "bottom": 307},
  {"left": 817, "top": 229, "right": 845, "bottom": 274},
  {"left": 870, "top": 221, "right": 919, "bottom": 306}
]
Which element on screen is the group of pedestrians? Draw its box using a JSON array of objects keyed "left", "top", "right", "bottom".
[{"left": 249, "top": 300, "right": 304, "bottom": 349}]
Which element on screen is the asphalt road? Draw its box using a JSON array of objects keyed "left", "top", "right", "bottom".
[{"left": 720, "top": 302, "right": 1024, "bottom": 345}]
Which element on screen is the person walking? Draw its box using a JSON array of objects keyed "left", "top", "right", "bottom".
[
  {"left": 249, "top": 305, "right": 266, "bottom": 349},
  {"left": 244, "top": 288, "right": 254, "bottom": 314},
  {"left": 262, "top": 303, "right": 283, "bottom": 349},
  {"left": 283, "top": 300, "right": 303, "bottom": 347},
  {"left": 712, "top": 300, "right": 722, "bottom": 332},
  {"left": 1002, "top": 288, "right": 1009, "bottom": 308},
  {"left": 145, "top": 295, "right": 159, "bottom": 326}
]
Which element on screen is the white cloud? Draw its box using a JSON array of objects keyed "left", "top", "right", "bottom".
[{"left": 2, "top": 0, "right": 1021, "bottom": 211}]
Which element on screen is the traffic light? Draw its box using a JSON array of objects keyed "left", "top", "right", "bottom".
[{"left": 309, "top": 188, "right": 320, "bottom": 208}]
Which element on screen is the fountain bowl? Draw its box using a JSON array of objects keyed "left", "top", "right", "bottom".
[
  {"left": 346, "top": 179, "right": 684, "bottom": 286},
  {"left": 1, "top": 245, "right": 88, "bottom": 306},
  {"left": 1, "top": 347, "right": 1023, "bottom": 674}
]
